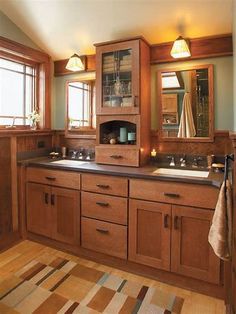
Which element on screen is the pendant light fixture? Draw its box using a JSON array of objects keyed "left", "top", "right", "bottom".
[
  {"left": 170, "top": 36, "right": 191, "bottom": 59},
  {"left": 66, "top": 53, "right": 85, "bottom": 71}
]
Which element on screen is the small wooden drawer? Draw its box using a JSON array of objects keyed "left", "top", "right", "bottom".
[
  {"left": 27, "top": 167, "right": 80, "bottom": 190},
  {"left": 130, "top": 179, "right": 219, "bottom": 209},
  {"left": 81, "top": 191, "right": 127, "bottom": 225},
  {"left": 82, "top": 173, "right": 128, "bottom": 197},
  {"left": 81, "top": 217, "right": 127, "bottom": 259},
  {"left": 95, "top": 146, "right": 139, "bottom": 167}
]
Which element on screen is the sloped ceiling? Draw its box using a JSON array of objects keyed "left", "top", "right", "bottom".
[{"left": 0, "top": 0, "right": 233, "bottom": 60}]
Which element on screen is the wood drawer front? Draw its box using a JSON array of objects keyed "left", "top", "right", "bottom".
[
  {"left": 81, "top": 217, "right": 127, "bottom": 259},
  {"left": 95, "top": 147, "right": 139, "bottom": 167},
  {"left": 27, "top": 167, "right": 80, "bottom": 190},
  {"left": 81, "top": 192, "right": 127, "bottom": 225},
  {"left": 82, "top": 173, "right": 128, "bottom": 197},
  {"left": 130, "top": 179, "right": 218, "bottom": 209}
]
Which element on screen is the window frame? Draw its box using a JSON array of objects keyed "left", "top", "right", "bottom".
[
  {"left": 0, "top": 36, "right": 51, "bottom": 130},
  {"left": 65, "top": 78, "right": 96, "bottom": 139}
]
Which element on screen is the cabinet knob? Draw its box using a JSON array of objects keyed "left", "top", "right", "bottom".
[
  {"left": 96, "top": 184, "right": 109, "bottom": 189},
  {"left": 96, "top": 228, "right": 109, "bottom": 234},
  {"left": 164, "top": 192, "right": 180, "bottom": 198},
  {"left": 110, "top": 155, "right": 123, "bottom": 159},
  {"left": 174, "top": 216, "right": 180, "bottom": 229},
  {"left": 51, "top": 194, "right": 55, "bottom": 206},
  {"left": 45, "top": 176, "right": 56, "bottom": 181},
  {"left": 164, "top": 214, "right": 169, "bottom": 228},
  {"left": 44, "top": 193, "right": 49, "bottom": 204},
  {"left": 96, "top": 202, "right": 109, "bottom": 207}
]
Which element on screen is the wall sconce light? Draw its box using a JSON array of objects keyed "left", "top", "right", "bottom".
[
  {"left": 170, "top": 36, "right": 191, "bottom": 59},
  {"left": 66, "top": 53, "right": 85, "bottom": 71}
]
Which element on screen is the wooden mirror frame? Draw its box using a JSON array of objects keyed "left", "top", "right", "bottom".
[
  {"left": 65, "top": 78, "right": 96, "bottom": 139},
  {"left": 157, "top": 64, "right": 214, "bottom": 142}
]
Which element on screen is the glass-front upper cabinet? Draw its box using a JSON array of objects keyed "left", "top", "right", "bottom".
[{"left": 95, "top": 40, "right": 140, "bottom": 114}]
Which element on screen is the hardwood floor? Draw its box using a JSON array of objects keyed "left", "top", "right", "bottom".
[{"left": 0, "top": 240, "right": 225, "bottom": 314}]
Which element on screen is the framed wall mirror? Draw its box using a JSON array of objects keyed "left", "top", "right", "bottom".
[
  {"left": 65, "top": 78, "right": 96, "bottom": 138},
  {"left": 157, "top": 64, "right": 214, "bottom": 142}
]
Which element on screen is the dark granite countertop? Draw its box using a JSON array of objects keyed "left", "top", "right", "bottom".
[{"left": 18, "top": 157, "right": 224, "bottom": 188}]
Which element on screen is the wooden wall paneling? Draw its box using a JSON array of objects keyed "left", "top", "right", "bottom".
[
  {"left": 11, "top": 137, "right": 18, "bottom": 231},
  {"left": 151, "top": 130, "right": 232, "bottom": 156},
  {"left": 17, "top": 165, "right": 27, "bottom": 239},
  {"left": 151, "top": 34, "right": 233, "bottom": 64}
]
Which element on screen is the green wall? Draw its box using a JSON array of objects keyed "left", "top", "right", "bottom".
[
  {"left": 151, "top": 56, "right": 233, "bottom": 131},
  {"left": 0, "top": 11, "right": 40, "bottom": 50}
]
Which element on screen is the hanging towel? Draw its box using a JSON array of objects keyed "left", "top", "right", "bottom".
[
  {"left": 177, "top": 93, "right": 196, "bottom": 138},
  {"left": 208, "top": 179, "right": 233, "bottom": 261}
]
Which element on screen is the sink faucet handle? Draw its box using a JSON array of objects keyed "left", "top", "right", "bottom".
[{"left": 167, "top": 155, "right": 175, "bottom": 167}]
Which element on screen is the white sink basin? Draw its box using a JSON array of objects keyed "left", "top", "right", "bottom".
[
  {"left": 51, "top": 159, "right": 89, "bottom": 166},
  {"left": 153, "top": 168, "right": 209, "bottom": 178}
]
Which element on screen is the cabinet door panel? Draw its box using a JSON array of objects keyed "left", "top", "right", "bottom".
[
  {"left": 129, "top": 199, "right": 171, "bottom": 270},
  {"left": 51, "top": 187, "right": 80, "bottom": 245},
  {"left": 26, "top": 183, "right": 51, "bottom": 237},
  {"left": 171, "top": 205, "right": 220, "bottom": 284},
  {"left": 96, "top": 40, "right": 140, "bottom": 115}
]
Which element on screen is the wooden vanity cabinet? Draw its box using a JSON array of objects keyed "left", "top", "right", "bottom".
[
  {"left": 129, "top": 179, "right": 220, "bottom": 284},
  {"left": 81, "top": 173, "right": 128, "bottom": 259},
  {"left": 26, "top": 168, "right": 80, "bottom": 245},
  {"left": 171, "top": 205, "right": 220, "bottom": 284},
  {"left": 129, "top": 199, "right": 171, "bottom": 270}
]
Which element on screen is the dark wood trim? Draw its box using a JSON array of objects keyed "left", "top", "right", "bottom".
[
  {"left": 0, "top": 36, "right": 50, "bottom": 63},
  {"left": 94, "top": 35, "right": 150, "bottom": 47},
  {"left": 53, "top": 34, "right": 232, "bottom": 76},
  {"left": 151, "top": 34, "right": 233, "bottom": 64}
]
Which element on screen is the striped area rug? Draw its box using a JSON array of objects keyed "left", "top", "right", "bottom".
[{"left": 0, "top": 256, "right": 184, "bottom": 313}]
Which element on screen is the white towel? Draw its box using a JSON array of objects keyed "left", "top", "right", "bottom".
[
  {"left": 208, "top": 180, "right": 233, "bottom": 261},
  {"left": 177, "top": 93, "right": 196, "bottom": 138}
]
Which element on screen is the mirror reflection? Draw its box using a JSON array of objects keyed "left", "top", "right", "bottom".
[
  {"left": 159, "top": 65, "right": 213, "bottom": 139},
  {"left": 67, "top": 79, "right": 96, "bottom": 131}
]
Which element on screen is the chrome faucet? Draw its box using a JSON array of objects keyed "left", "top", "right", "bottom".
[
  {"left": 192, "top": 156, "right": 202, "bottom": 168},
  {"left": 167, "top": 156, "right": 175, "bottom": 167},
  {"left": 180, "top": 155, "right": 187, "bottom": 167}
]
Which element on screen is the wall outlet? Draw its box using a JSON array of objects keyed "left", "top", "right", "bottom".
[{"left": 37, "top": 141, "right": 45, "bottom": 148}]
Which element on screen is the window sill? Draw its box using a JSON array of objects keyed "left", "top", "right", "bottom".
[{"left": 0, "top": 128, "right": 53, "bottom": 136}]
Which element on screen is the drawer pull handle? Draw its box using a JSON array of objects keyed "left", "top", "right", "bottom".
[
  {"left": 51, "top": 194, "right": 55, "bottom": 206},
  {"left": 96, "top": 202, "right": 109, "bottom": 207},
  {"left": 45, "top": 176, "right": 56, "bottom": 181},
  {"left": 164, "top": 192, "right": 180, "bottom": 198},
  {"left": 96, "top": 228, "right": 109, "bottom": 234},
  {"left": 164, "top": 214, "right": 169, "bottom": 228},
  {"left": 96, "top": 184, "right": 109, "bottom": 189},
  {"left": 110, "top": 155, "right": 123, "bottom": 159},
  {"left": 44, "top": 193, "right": 49, "bottom": 204},
  {"left": 174, "top": 216, "right": 180, "bottom": 229}
]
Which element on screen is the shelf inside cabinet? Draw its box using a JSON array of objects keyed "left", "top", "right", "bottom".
[{"left": 100, "top": 120, "right": 137, "bottom": 145}]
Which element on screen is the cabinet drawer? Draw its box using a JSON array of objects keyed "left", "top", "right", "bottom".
[
  {"left": 82, "top": 173, "right": 128, "bottom": 197},
  {"left": 95, "top": 147, "right": 139, "bottom": 167},
  {"left": 81, "top": 192, "right": 127, "bottom": 225},
  {"left": 130, "top": 179, "right": 218, "bottom": 209},
  {"left": 27, "top": 167, "right": 80, "bottom": 190},
  {"left": 81, "top": 217, "right": 127, "bottom": 259}
]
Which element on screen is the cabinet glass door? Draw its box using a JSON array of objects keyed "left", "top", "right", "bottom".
[{"left": 102, "top": 48, "right": 133, "bottom": 109}]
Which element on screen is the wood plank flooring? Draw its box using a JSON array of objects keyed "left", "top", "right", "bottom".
[{"left": 0, "top": 240, "right": 225, "bottom": 314}]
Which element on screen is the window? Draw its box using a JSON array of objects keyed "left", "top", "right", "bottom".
[
  {"left": 0, "top": 36, "right": 51, "bottom": 130},
  {"left": 67, "top": 80, "right": 96, "bottom": 130},
  {"left": 0, "top": 58, "right": 37, "bottom": 126}
]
